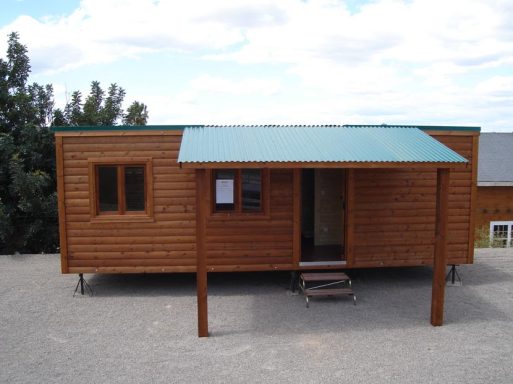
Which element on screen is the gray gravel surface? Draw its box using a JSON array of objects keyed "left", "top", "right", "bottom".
[{"left": 1, "top": 249, "right": 512, "bottom": 384}]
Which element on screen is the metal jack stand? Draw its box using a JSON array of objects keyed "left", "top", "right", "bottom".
[
  {"left": 446, "top": 264, "right": 462, "bottom": 286},
  {"left": 288, "top": 271, "right": 299, "bottom": 295},
  {"left": 73, "top": 273, "right": 93, "bottom": 297}
]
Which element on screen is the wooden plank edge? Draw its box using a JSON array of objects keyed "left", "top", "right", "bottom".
[
  {"left": 68, "top": 266, "right": 196, "bottom": 273},
  {"left": 56, "top": 136, "right": 69, "bottom": 274},
  {"left": 69, "top": 263, "right": 296, "bottom": 273},
  {"left": 425, "top": 130, "right": 480, "bottom": 137},
  {"left": 292, "top": 169, "right": 301, "bottom": 267},
  {"left": 54, "top": 130, "right": 184, "bottom": 137},
  {"left": 467, "top": 135, "right": 479, "bottom": 264},
  {"left": 67, "top": 258, "right": 472, "bottom": 274}
]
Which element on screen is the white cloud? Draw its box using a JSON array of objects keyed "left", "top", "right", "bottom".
[
  {"left": 475, "top": 76, "right": 513, "bottom": 98},
  {"left": 1, "top": 0, "right": 513, "bottom": 130},
  {"left": 3, "top": 0, "right": 512, "bottom": 77},
  {"left": 190, "top": 74, "right": 281, "bottom": 96}
]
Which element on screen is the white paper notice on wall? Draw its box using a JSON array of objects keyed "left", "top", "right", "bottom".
[{"left": 216, "top": 179, "right": 234, "bottom": 204}]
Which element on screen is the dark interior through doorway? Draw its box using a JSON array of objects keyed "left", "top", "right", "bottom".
[{"left": 300, "top": 169, "right": 346, "bottom": 263}]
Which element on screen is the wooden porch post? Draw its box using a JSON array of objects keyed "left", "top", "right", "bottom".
[
  {"left": 345, "top": 169, "right": 355, "bottom": 266},
  {"left": 431, "top": 168, "right": 450, "bottom": 326},
  {"left": 196, "top": 169, "right": 208, "bottom": 337},
  {"left": 292, "top": 169, "right": 301, "bottom": 266}
]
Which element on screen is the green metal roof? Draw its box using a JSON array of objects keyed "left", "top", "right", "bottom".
[{"left": 178, "top": 125, "right": 468, "bottom": 164}]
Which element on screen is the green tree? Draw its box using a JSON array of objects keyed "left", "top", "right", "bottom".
[
  {"left": 1, "top": 32, "right": 149, "bottom": 253},
  {"left": 102, "top": 83, "right": 126, "bottom": 125},
  {"left": 124, "top": 101, "right": 149, "bottom": 125},
  {"left": 0, "top": 32, "right": 57, "bottom": 253},
  {"left": 62, "top": 90, "right": 83, "bottom": 126},
  {"left": 55, "top": 81, "right": 147, "bottom": 126}
]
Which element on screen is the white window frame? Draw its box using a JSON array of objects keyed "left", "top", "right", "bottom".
[{"left": 489, "top": 221, "right": 513, "bottom": 247}]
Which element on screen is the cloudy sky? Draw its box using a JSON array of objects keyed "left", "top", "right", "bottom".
[{"left": 1, "top": 0, "right": 512, "bottom": 131}]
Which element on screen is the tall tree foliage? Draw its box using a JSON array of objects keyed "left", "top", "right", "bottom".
[
  {"left": 55, "top": 81, "right": 148, "bottom": 126},
  {"left": 0, "top": 32, "right": 57, "bottom": 253},
  {"left": 0, "top": 32, "right": 149, "bottom": 254},
  {"left": 124, "top": 101, "right": 149, "bottom": 125}
]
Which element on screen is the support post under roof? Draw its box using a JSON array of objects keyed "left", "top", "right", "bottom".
[
  {"left": 196, "top": 169, "right": 208, "bottom": 337},
  {"left": 431, "top": 168, "right": 450, "bottom": 326}
]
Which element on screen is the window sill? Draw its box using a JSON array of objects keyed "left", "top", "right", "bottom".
[{"left": 90, "top": 214, "right": 155, "bottom": 223}]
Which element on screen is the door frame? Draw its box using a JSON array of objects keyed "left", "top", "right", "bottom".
[{"left": 294, "top": 168, "right": 349, "bottom": 268}]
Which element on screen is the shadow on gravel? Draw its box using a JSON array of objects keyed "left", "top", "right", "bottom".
[
  {"left": 246, "top": 267, "right": 510, "bottom": 336},
  {"left": 87, "top": 271, "right": 291, "bottom": 298},
  {"left": 458, "top": 262, "right": 513, "bottom": 286},
  {"left": 83, "top": 264, "right": 511, "bottom": 336},
  {"left": 87, "top": 273, "right": 197, "bottom": 297}
]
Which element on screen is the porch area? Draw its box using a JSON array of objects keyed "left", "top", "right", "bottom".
[{"left": 178, "top": 125, "right": 468, "bottom": 337}]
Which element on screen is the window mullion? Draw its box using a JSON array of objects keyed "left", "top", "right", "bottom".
[
  {"left": 118, "top": 165, "right": 125, "bottom": 214},
  {"left": 95, "top": 165, "right": 100, "bottom": 215},
  {"left": 237, "top": 169, "right": 242, "bottom": 213},
  {"left": 210, "top": 170, "right": 215, "bottom": 214},
  {"left": 143, "top": 165, "right": 148, "bottom": 214},
  {"left": 259, "top": 169, "right": 265, "bottom": 213}
]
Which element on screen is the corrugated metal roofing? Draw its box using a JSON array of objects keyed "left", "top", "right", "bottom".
[
  {"left": 178, "top": 125, "right": 468, "bottom": 164},
  {"left": 478, "top": 133, "right": 513, "bottom": 183}
]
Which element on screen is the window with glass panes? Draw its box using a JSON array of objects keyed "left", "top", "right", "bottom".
[
  {"left": 489, "top": 221, "right": 513, "bottom": 247},
  {"left": 213, "top": 169, "right": 263, "bottom": 213},
  {"left": 95, "top": 164, "right": 146, "bottom": 215}
]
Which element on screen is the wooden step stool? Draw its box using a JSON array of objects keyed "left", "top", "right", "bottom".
[{"left": 299, "top": 272, "right": 356, "bottom": 307}]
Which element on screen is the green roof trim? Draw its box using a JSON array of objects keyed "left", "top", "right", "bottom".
[
  {"left": 52, "top": 124, "right": 480, "bottom": 133},
  {"left": 178, "top": 125, "right": 468, "bottom": 164},
  {"left": 51, "top": 125, "right": 203, "bottom": 132},
  {"left": 344, "top": 124, "right": 481, "bottom": 132}
]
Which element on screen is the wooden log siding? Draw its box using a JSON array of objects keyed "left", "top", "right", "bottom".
[
  {"left": 62, "top": 133, "right": 198, "bottom": 273},
  {"left": 59, "top": 129, "right": 476, "bottom": 273},
  {"left": 204, "top": 169, "right": 295, "bottom": 271},
  {"left": 475, "top": 186, "right": 513, "bottom": 230},
  {"left": 60, "top": 133, "right": 295, "bottom": 273},
  {"left": 351, "top": 133, "right": 474, "bottom": 267}
]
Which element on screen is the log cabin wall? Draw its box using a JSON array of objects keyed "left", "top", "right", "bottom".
[
  {"left": 204, "top": 169, "right": 295, "bottom": 272},
  {"left": 350, "top": 131, "right": 477, "bottom": 267},
  {"left": 57, "top": 130, "right": 296, "bottom": 273},
  {"left": 475, "top": 186, "right": 513, "bottom": 230},
  {"left": 56, "top": 128, "right": 477, "bottom": 274},
  {"left": 58, "top": 131, "right": 198, "bottom": 273}
]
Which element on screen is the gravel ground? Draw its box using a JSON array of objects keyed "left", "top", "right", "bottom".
[{"left": 1, "top": 249, "right": 512, "bottom": 384}]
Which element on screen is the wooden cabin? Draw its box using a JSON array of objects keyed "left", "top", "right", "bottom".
[
  {"left": 54, "top": 124, "right": 480, "bottom": 336},
  {"left": 475, "top": 132, "right": 513, "bottom": 246}
]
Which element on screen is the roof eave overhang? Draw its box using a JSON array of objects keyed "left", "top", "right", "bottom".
[{"left": 179, "top": 161, "right": 468, "bottom": 169}]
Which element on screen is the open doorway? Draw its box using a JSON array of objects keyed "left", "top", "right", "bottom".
[{"left": 300, "top": 169, "right": 346, "bottom": 265}]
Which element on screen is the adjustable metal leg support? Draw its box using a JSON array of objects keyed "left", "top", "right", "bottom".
[
  {"left": 73, "top": 273, "right": 93, "bottom": 297},
  {"left": 289, "top": 271, "right": 299, "bottom": 293},
  {"left": 446, "top": 264, "right": 462, "bottom": 286}
]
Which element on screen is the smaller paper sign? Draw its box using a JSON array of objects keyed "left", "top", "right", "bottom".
[{"left": 216, "top": 179, "right": 234, "bottom": 204}]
